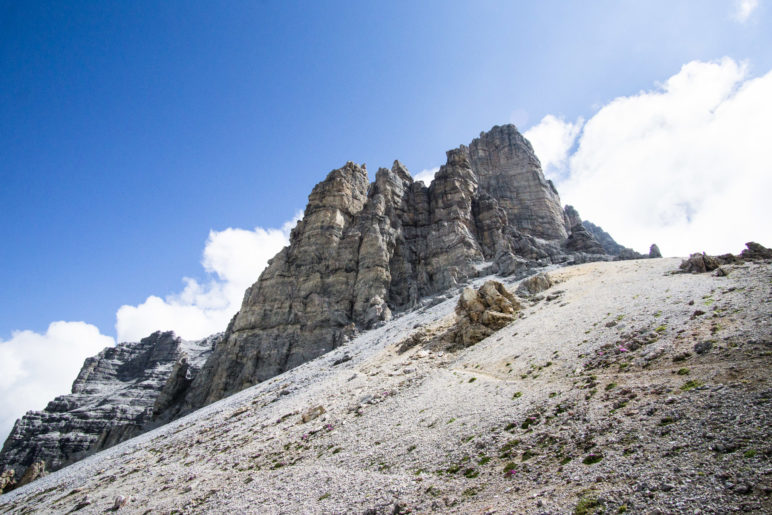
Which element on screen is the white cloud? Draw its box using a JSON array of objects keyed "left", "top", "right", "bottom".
[
  {"left": 524, "top": 114, "right": 583, "bottom": 180},
  {"left": 733, "top": 0, "right": 759, "bottom": 21},
  {"left": 115, "top": 215, "right": 300, "bottom": 342},
  {"left": 0, "top": 322, "right": 115, "bottom": 441},
  {"left": 412, "top": 166, "right": 439, "bottom": 185},
  {"left": 532, "top": 57, "right": 772, "bottom": 257}
]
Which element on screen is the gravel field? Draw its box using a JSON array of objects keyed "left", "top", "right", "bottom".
[{"left": 1, "top": 257, "right": 770, "bottom": 514}]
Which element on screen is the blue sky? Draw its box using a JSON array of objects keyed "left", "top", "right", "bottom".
[{"left": 1, "top": 1, "right": 771, "bottom": 437}]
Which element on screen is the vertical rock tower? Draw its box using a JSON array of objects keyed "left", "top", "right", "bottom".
[{"left": 179, "top": 124, "right": 593, "bottom": 411}]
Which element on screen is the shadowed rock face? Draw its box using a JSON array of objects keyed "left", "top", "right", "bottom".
[
  {"left": 177, "top": 125, "right": 611, "bottom": 412},
  {"left": 0, "top": 331, "right": 216, "bottom": 480}
]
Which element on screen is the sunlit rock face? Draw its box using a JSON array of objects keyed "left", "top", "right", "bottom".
[
  {"left": 179, "top": 124, "right": 613, "bottom": 411},
  {"left": 2, "top": 124, "right": 633, "bottom": 483}
]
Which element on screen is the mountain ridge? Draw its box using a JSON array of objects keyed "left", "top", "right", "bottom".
[{"left": 1, "top": 123, "right": 651, "bottom": 491}]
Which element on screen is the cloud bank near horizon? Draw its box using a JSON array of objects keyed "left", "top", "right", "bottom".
[
  {"left": 0, "top": 215, "right": 299, "bottom": 441},
  {"left": 0, "top": 322, "right": 115, "bottom": 442},
  {"left": 525, "top": 57, "right": 772, "bottom": 257}
]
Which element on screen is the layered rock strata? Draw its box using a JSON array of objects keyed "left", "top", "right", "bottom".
[
  {"left": 2, "top": 124, "right": 640, "bottom": 485},
  {"left": 0, "top": 331, "right": 216, "bottom": 483},
  {"left": 174, "top": 125, "right": 615, "bottom": 413}
]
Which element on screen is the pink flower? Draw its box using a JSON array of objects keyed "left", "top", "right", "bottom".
[{"left": 618, "top": 346, "right": 628, "bottom": 352}]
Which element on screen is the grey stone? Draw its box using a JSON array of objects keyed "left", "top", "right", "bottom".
[{"left": 0, "top": 331, "right": 215, "bottom": 479}]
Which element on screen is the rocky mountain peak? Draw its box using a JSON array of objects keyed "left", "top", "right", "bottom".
[
  {"left": 165, "top": 124, "right": 630, "bottom": 416},
  {"left": 1, "top": 124, "right": 650, "bottom": 486}
]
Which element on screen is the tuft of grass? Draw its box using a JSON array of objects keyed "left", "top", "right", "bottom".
[
  {"left": 318, "top": 493, "right": 330, "bottom": 501},
  {"left": 582, "top": 453, "right": 603, "bottom": 465},
  {"left": 513, "top": 391, "right": 523, "bottom": 399},
  {"left": 655, "top": 325, "right": 667, "bottom": 333},
  {"left": 462, "top": 467, "right": 479, "bottom": 478},
  {"left": 521, "top": 416, "right": 539, "bottom": 430},
  {"left": 605, "top": 382, "right": 617, "bottom": 391},
  {"left": 468, "top": 377, "right": 477, "bottom": 383},
  {"left": 680, "top": 380, "right": 703, "bottom": 391},
  {"left": 446, "top": 464, "right": 461, "bottom": 474},
  {"left": 478, "top": 456, "right": 491, "bottom": 465},
  {"left": 503, "top": 461, "right": 517, "bottom": 476},
  {"left": 407, "top": 445, "right": 416, "bottom": 452},
  {"left": 677, "top": 368, "right": 689, "bottom": 375},
  {"left": 574, "top": 494, "right": 601, "bottom": 515},
  {"left": 744, "top": 449, "right": 757, "bottom": 458}
]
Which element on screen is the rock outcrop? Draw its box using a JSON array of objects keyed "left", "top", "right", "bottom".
[
  {"left": 679, "top": 242, "right": 772, "bottom": 274},
  {"left": 451, "top": 281, "right": 521, "bottom": 347},
  {"left": 0, "top": 331, "right": 216, "bottom": 482},
  {"left": 581, "top": 219, "right": 644, "bottom": 258},
  {"left": 173, "top": 124, "right": 620, "bottom": 413}
]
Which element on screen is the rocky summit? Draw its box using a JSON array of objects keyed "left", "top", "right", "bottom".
[
  {"left": 1, "top": 124, "right": 658, "bottom": 499},
  {"left": 173, "top": 124, "right": 639, "bottom": 417}
]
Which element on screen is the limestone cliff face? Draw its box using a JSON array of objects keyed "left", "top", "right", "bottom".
[
  {"left": 2, "top": 124, "right": 628, "bottom": 483},
  {"left": 0, "top": 332, "right": 215, "bottom": 479},
  {"left": 178, "top": 124, "right": 603, "bottom": 411}
]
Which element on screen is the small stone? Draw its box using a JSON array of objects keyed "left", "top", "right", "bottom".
[
  {"left": 113, "top": 495, "right": 128, "bottom": 510},
  {"left": 300, "top": 405, "right": 325, "bottom": 424}
]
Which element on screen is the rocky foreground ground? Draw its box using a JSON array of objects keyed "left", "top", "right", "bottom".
[{"left": 1, "top": 257, "right": 770, "bottom": 514}]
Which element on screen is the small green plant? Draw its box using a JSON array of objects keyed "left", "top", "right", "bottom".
[
  {"left": 447, "top": 417, "right": 456, "bottom": 424},
  {"left": 499, "top": 439, "right": 521, "bottom": 458},
  {"left": 677, "top": 368, "right": 689, "bottom": 375},
  {"left": 655, "top": 325, "right": 667, "bottom": 333},
  {"left": 744, "top": 449, "right": 757, "bottom": 458},
  {"left": 446, "top": 464, "right": 461, "bottom": 474},
  {"left": 549, "top": 392, "right": 557, "bottom": 398},
  {"left": 660, "top": 416, "right": 675, "bottom": 426},
  {"left": 478, "top": 456, "right": 491, "bottom": 465},
  {"left": 605, "top": 382, "right": 617, "bottom": 391},
  {"left": 521, "top": 416, "right": 539, "bottom": 430},
  {"left": 513, "top": 391, "right": 523, "bottom": 399},
  {"left": 318, "top": 493, "right": 330, "bottom": 501},
  {"left": 521, "top": 450, "right": 536, "bottom": 461},
  {"left": 468, "top": 377, "right": 477, "bottom": 383},
  {"left": 407, "top": 444, "right": 416, "bottom": 452},
  {"left": 680, "top": 380, "right": 703, "bottom": 391},
  {"left": 582, "top": 453, "right": 603, "bottom": 465},
  {"left": 503, "top": 461, "right": 517, "bottom": 476},
  {"left": 560, "top": 456, "right": 572, "bottom": 465},
  {"left": 653, "top": 311, "right": 662, "bottom": 318},
  {"left": 574, "top": 494, "right": 601, "bottom": 515},
  {"left": 462, "top": 467, "right": 479, "bottom": 478}
]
